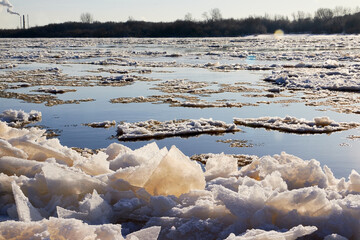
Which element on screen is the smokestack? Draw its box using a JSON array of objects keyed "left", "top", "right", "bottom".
[
  {"left": 27, "top": 14, "right": 29, "bottom": 28},
  {"left": 23, "top": 15, "right": 25, "bottom": 29},
  {"left": 19, "top": 15, "right": 21, "bottom": 29}
]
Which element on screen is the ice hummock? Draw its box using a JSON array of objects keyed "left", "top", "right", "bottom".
[
  {"left": 0, "top": 121, "right": 359, "bottom": 239},
  {"left": 234, "top": 116, "right": 359, "bottom": 134},
  {"left": 117, "top": 118, "right": 239, "bottom": 140}
]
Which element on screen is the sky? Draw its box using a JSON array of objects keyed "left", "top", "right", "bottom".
[{"left": 0, "top": 0, "right": 359, "bottom": 29}]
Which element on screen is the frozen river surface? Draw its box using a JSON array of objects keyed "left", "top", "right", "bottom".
[
  {"left": 0, "top": 35, "right": 360, "bottom": 240},
  {"left": 1, "top": 35, "right": 359, "bottom": 177}
]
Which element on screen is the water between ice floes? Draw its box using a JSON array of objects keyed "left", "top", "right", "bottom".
[{"left": 1, "top": 42, "right": 360, "bottom": 178}]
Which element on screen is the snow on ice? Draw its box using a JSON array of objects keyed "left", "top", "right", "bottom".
[
  {"left": 116, "top": 118, "right": 239, "bottom": 140},
  {"left": 264, "top": 63, "right": 360, "bottom": 92},
  {"left": 234, "top": 116, "right": 360, "bottom": 134},
  {"left": 35, "top": 87, "right": 77, "bottom": 94},
  {"left": 85, "top": 120, "right": 117, "bottom": 128},
  {"left": 0, "top": 109, "right": 42, "bottom": 127},
  {"left": 0, "top": 121, "right": 359, "bottom": 239}
]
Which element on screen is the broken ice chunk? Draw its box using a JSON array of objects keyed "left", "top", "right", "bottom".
[
  {"left": 104, "top": 143, "right": 132, "bottom": 161},
  {"left": 126, "top": 226, "right": 161, "bottom": 240},
  {"left": 205, "top": 154, "right": 238, "bottom": 181},
  {"left": 143, "top": 145, "right": 206, "bottom": 197},
  {"left": 0, "top": 139, "right": 28, "bottom": 159},
  {"left": 75, "top": 151, "right": 113, "bottom": 176},
  {"left": 79, "top": 190, "right": 113, "bottom": 224},
  {"left": 0, "top": 156, "right": 44, "bottom": 178},
  {"left": 42, "top": 165, "right": 107, "bottom": 197},
  {"left": 225, "top": 225, "right": 317, "bottom": 240},
  {"left": 12, "top": 181, "right": 43, "bottom": 222},
  {"left": 109, "top": 142, "right": 160, "bottom": 170},
  {"left": 9, "top": 139, "right": 75, "bottom": 166}
]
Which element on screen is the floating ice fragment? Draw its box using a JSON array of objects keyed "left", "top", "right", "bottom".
[
  {"left": 35, "top": 87, "right": 76, "bottom": 94},
  {"left": 117, "top": 118, "right": 239, "bottom": 141},
  {"left": 84, "top": 120, "right": 116, "bottom": 128},
  {"left": 0, "top": 109, "right": 42, "bottom": 127},
  {"left": 264, "top": 65, "right": 360, "bottom": 92},
  {"left": 324, "top": 233, "right": 349, "bottom": 240},
  {"left": 234, "top": 116, "right": 359, "bottom": 134}
]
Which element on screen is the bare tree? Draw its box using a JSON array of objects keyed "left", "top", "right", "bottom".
[
  {"left": 184, "top": 13, "right": 194, "bottom": 21},
  {"left": 353, "top": 6, "right": 360, "bottom": 14},
  {"left": 209, "top": 8, "right": 222, "bottom": 21},
  {"left": 315, "top": 8, "right": 334, "bottom": 21},
  {"left": 333, "top": 6, "right": 351, "bottom": 17},
  {"left": 202, "top": 12, "right": 210, "bottom": 22},
  {"left": 292, "top": 11, "right": 306, "bottom": 21},
  {"left": 80, "top": 12, "right": 94, "bottom": 24}
]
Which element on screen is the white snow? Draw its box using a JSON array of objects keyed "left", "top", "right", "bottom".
[
  {"left": 0, "top": 109, "right": 42, "bottom": 127},
  {"left": 0, "top": 121, "right": 359, "bottom": 239},
  {"left": 234, "top": 116, "right": 359, "bottom": 134},
  {"left": 117, "top": 118, "right": 239, "bottom": 140}
]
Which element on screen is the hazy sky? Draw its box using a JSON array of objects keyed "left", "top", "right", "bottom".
[{"left": 1, "top": 0, "right": 359, "bottom": 29}]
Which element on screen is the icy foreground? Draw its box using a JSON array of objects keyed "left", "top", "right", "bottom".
[
  {"left": 0, "top": 122, "right": 359, "bottom": 239},
  {"left": 117, "top": 118, "right": 238, "bottom": 140},
  {"left": 234, "top": 116, "right": 359, "bottom": 134}
]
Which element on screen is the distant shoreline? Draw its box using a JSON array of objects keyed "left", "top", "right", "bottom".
[{"left": 1, "top": 12, "right": 360, "bottom": 38}]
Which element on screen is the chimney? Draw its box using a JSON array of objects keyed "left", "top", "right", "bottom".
[
  {"left": 27, "top": 15, "right": 29, "bottom": 28},
  {"left": 23, "top": 15, "right": 25, "bottom": 29},
  {"left": 19, "top": 15, "right": 22, "bottom": 29}
]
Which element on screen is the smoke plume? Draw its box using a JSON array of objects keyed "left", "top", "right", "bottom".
[
  {"left": 0, "top": 0, "right": 20, "bottom": 16},
  {"left": 7, "top": 7, "right": 19, "bottom": 16}
]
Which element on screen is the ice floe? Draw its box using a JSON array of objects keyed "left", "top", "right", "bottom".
[
  {"left": 85, "top": 120, "right": 116, "bottom": 128},
  {"left": 0, "top": 121, "right": 359, "bottom": 239},
  {"left": 234, "top": 116, "right": 360, "bottom": 134},
  {"left": 264, "top": 65, "right": 360, "bottom": 92},
  {"left": 34, "top": 87, "right": 77, "bottom": 94},
  {"left": 116, "top": 118, "right": 239, "bottom": 140},
  {"left": 0, "top": 109, "right": 42, "bottom": 127}
]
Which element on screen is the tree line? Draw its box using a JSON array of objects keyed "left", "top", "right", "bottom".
[{"left": 1, "top": 7, "right": 360, "bottom": 38}]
